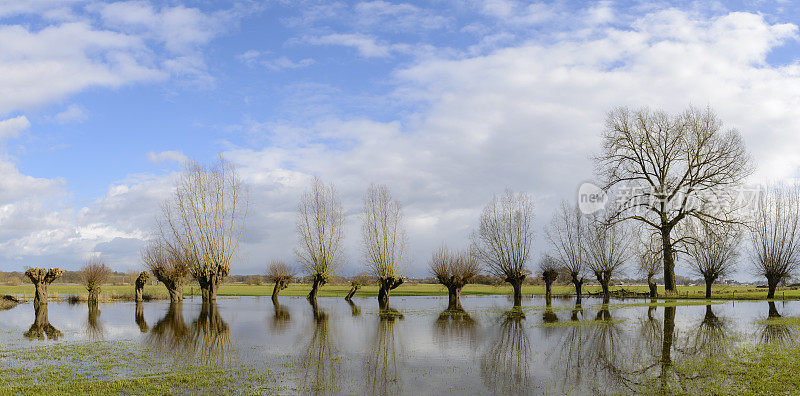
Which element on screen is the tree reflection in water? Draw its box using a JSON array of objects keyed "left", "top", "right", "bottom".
[
  {"left": 547, "top": 302, "right": 589, "bottom": 392},
  {"left": 434, "top": 308, "right": 477, "bottom": 348},
  {"left": 87, "top": 304, "right": 104, "bottom": 339},
  {"left": 300, "top": 300, "right": 341, "bottom": 394},
  {"left": 135, "top": 302, "right": 149, "bottom": 333},
  {"left": 480, "top": 311, "right": 533, "bottom": 394},
  {"left": 365, "top": 307, "right": 404, "bottom": 396},
  {"left": 758, "top": 301, "right": 797, "bottom": 346},
  {"left": 582, "top": 304, "right": 631, "bottom": 393},
  {"left": 347, "top": 299, "right": 361, "bottom": 317},
  {"left": 680, "top": 305, "right": 733, "bottom": 360},
  {"left": 270, "top": 299, "right": 291, "bottom": 334},
  {"left": 24, "top": 303, "right": 62, "bottom": 340},
  {"left": 147, "top": 301, "right": 231, "bottom": 364}
]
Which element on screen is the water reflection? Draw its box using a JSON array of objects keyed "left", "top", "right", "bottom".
[
  {"left": 758, "top": 301, "right": 796, "bottom": 346},
  {"left": 347, "top": 299, "right": 361, "bottom": 316},
  {"left": 87, "top": 305, "right": 104, "bottom": 338},
  {"left": 434, "top": 309, "right": 478, "bottom": 347},
  {"left": 301, "top": 301, "right": 341, "bottom": 394},
  {"left": 681, "top": 305, "right": 733, "bottom": 359},
  {"left": 135, "top": 302, "right": 149, "bottom": 333},
  {"left": 271, "top": 299, "right": 291, "bottom": 334},
  {"left": 480, "top": 313, "right": 533, "bottom": 394},
  {"left": 583, "top": 305, "right": 630, "bottom": 393},
  {"left": 547, "top": 303, "right": 589, "bottom": 392},
  {"left": 365, "top": 308, "right": 404, "bottom": 395},
  {"left": 148, "top": 302, "right": 189, "bottom": 353},
  {"left": 24, "top": 304, "right": 62, "bottom": 341},
  {"left": 146, "top": 301, "right": 231, "bottom": 363}
]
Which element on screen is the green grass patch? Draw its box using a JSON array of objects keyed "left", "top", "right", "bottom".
[{"left": 757, "top": 316, "right": 800, "bottom": 326}]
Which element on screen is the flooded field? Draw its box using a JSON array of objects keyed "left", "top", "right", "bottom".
[{"left": 1, "top": 295, "right": 798, "bottom": 394}]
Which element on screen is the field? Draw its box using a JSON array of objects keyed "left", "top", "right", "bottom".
[{"left": 0, "top": 282, "right": 797, "bottom": 301}]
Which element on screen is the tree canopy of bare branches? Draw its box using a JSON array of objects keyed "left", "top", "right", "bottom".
[
  {"left": 161, "top": 157, "right": 247, "bottom": 302},
  {"left": 472, "top": 189, "right": 535, "bottom": 307},
  {"left": 81, "top": 256, "right": 111, "bottom": 305},
  {"left": 362, "top": 184, "right": 408, "bottom": 309},
  {"left": 25, "top": 268, "right": 63, "bottom": 309},
  {"left": 539, "top": 254, "right": 560, "bottom": 303},
  {"left": 584, "top": 215, "right": 632, "bottom": 301},
  {"left": 595, "top": 106, "right": 752, "bottom": 292},
  {"left": 267, "top": 260, "right": 294, "bottom": 302},
  {"left": 296, "top": 177, "right": 345, "bottom": 302},
  {"left": 686, "top": 220, "right": 741, "bottom": 298},
  {"left": 546, "top": 201, "right": 586, "bottom": 301},
  {"left": 429, "top": 245, "right": 481, "bottom": 311},
  {"left": 750, "top": 184, "right": 800, "bottom": 298},
  {"left": 141, "top": 239, "right": 190, "bottom": 303}
]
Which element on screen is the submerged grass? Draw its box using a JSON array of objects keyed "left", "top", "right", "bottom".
[{"left": 538, "top": 319, "right": 625, "bottom": 328}]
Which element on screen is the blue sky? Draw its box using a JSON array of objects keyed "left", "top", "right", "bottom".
[{"left": 3, "top": 1, "right": 800, "bottom": 279}]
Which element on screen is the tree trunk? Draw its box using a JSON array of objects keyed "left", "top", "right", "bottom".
[
  {"left": 447, "top": 284, "right": 463, "bottom": 311},
  {"left": 88, "top": 289, "right": 100, "bottom": 306},
  {"left": 199, "top": 275, "right": 220, "bottom": 302},
  {"left": 33, "top": 283, "right": 48, "bottom": 309},
  {"left": 599, "top": 279, "right": 610, "bottom": 300},
  {"left": 307, "top": 275, "right": 325, "bottom": 302},
  {"left": 704, "top": 277, "right": 714, "bottom": 299},
  {"left": 166, "top": 282, "right": 184, "bottom": 303},
  {"left": 767, "top": 278, "right": 778, "bottom": 299},
  {"left": 378, "top": 276, "right": 403, "bottom": 310},
  {"left": 272, "top": 280, "right": 283, "bottom": 302},
  {"left": 648, "top": 282, "right": 657, "bottom": 298},
  {"left": 768, "top": 301, "right": 780, "bottom": 317},
  {"left": 544, "top": 281, "right": 553, "bottom": 305},
  {"left": 508, "top": 276, "right": 524, "bottom": 307},
  {"left": 572, "top": 278, "right": 583, "bottom": 304},
  {"left": 661, "top": 228, "right": 676, "bottom": 292},
  {"left": 345, "top": 285, "right": 358, "bottom": 301}
]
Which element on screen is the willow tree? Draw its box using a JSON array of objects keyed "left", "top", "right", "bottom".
[
  {"left": 539, "top": 255, "right": 559, "bottom": 304},
  {"left": 546, "top": 201, "right": 586, "bottom": 302},
  {"left": 636, "top": 232, "right": 663, "bottom": 298},
  {"left": 134, "top": 271, "right": 149, "bottom": 303},
  {"left": 750, "top": 185, "right": 800, "bottom": 299},
  {"left": 584, "top": 216, "right": 631, "bottom": 301},
  {"left": 267, "top": 260, "right": 294, "bottom": 302},
  {"left": 596, "top": 106, "right": 752, "bottom": 292},
  {"left": 162, "top": 157, "right": 247, "bottom": 303},
  {"left": 25, "top": 268, "right": 63, "bottom": 309},
  {"left": 472, "top": 189, "right": 534, "bottom": 308},
  {"left": 296, "top": 177, "right": 344, "bottom": 303},
  {"left": 81, "top": 257, "right": 111, "bottom": 306},
  {"left": 686, "top": 221, "right": 741, "bottom": 298},
  {"left": 361, "top": 184, "right": 408, "bottom": 309},
  {"left": 141, "top": 239, "right": 190, "bottom": 303},
  {"left": 429, "top": 245, "right": 480, "bottom": 311}
]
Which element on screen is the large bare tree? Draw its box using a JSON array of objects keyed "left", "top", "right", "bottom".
[
  {"left": 472, "top": 189, "right": 534, "bottom": 308},
  {"left": 429, "top": 245, "right": 481, "bottom": 311},
  {"left": 296, "top": 177, "right": 344, "bottom": 303},
  {"left": 141, "top": 238, "right": 190, "bottom": 303},
  {"left": 750, "top": 185, "right": 800, "bottom": 299},
  {"left": 546, "top": 201, "right": 586, "bottom": 302},
  {"left": 584, "top": 215, "right": 632, "bottom": 301},
  {"left": 361, "top": 184, "right": 407, "bottom": 309},
  {"left": 595, "top": 106, "right": 752, "bottom": 292},
  {"left": 162, "top": 157, "right": 247, "bottom": 302},
  {"left": 686, "top": 220, "right": 741, "bottom": 298}
]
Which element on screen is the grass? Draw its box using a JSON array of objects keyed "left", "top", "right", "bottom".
[
  {"left": 0, "top": 282, "right": 796, "bottom": 301},
  {"left": 757, "top": 316, "right": 800, "bottom": 326}
]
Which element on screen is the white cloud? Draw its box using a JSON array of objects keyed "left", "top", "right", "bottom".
[
  {"left": 147, "top": 150, "right": 187, "bottom": 163},
  {"left": 237, "top": 50, "right": 315, "bottom": 71},
  {"left": 307, "top": 33, "right": 394, "bottom": 58},
  {"left": 54, "top": 104, "right": 88, "bottom": 124},
  {"left": 0, "top": 116, "right": 29, "bottom": 140}
]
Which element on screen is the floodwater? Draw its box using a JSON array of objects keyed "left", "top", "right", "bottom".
[{"left": 1, "top": 294, "right": 798, "bottom": 394}]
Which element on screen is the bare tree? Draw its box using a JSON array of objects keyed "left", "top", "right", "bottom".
[
  {"left": 361, "top": 184, "right": 408, "bottom": 309},
  {"left": 24, "top": 268, "right": 63, "bottom": 309},
  {"left": 584, "top": 215, "right": 632, "bottom": 301},
  {"left": 296, "top": 177, "right": 345, "bottom": 303},
  {"left": 539, "top": 255, "right": 560, "bottom": 303},
  {"left": 141, "top": 239, "right": 190, "bottom": 303},
  {"left": 750, "top": 185, "right": 800, "bottom": 298},
  {"left": 595, "top": 106, "right": 752, "bottom": 292},
  {"left": 267, "top": 260, "right": 294, "bottom": 302},
  {"left": 686, "top": 220, "right": 741, "bottom": 298},
  {"left": 80, "top": 257, "right": 111, "bottom": 306},
  {"left": 134, "top": 271, "right": 149, "bottom": 303},
  {"left": 162, "top": 157, "right": 247, "bottom": 303},
  {"left": 635, "top": 232, "right": 663, "bottom": 298},
  {"left": 472, "top": 189, "right": 535, "bottom": 307},
  {"left": 546, "top": 201, "right": 586, "bottom": 302},
  {"left": 429, "top": 245, "right": 481, "bottom": 311}
]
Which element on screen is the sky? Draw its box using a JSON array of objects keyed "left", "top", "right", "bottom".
[{"left": 2, "top": 0, "right": 800, "bottom": 279}]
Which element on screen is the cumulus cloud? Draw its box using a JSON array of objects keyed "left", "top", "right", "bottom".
[
  {"left": 54, "top": 104, "right": 88, "bottom": 124},
  {"left": 307, "top": 33, "right": 394, "bottom": 58},
  {"left": 0, "top": 116, "right": 29, "bottom": 140}
]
